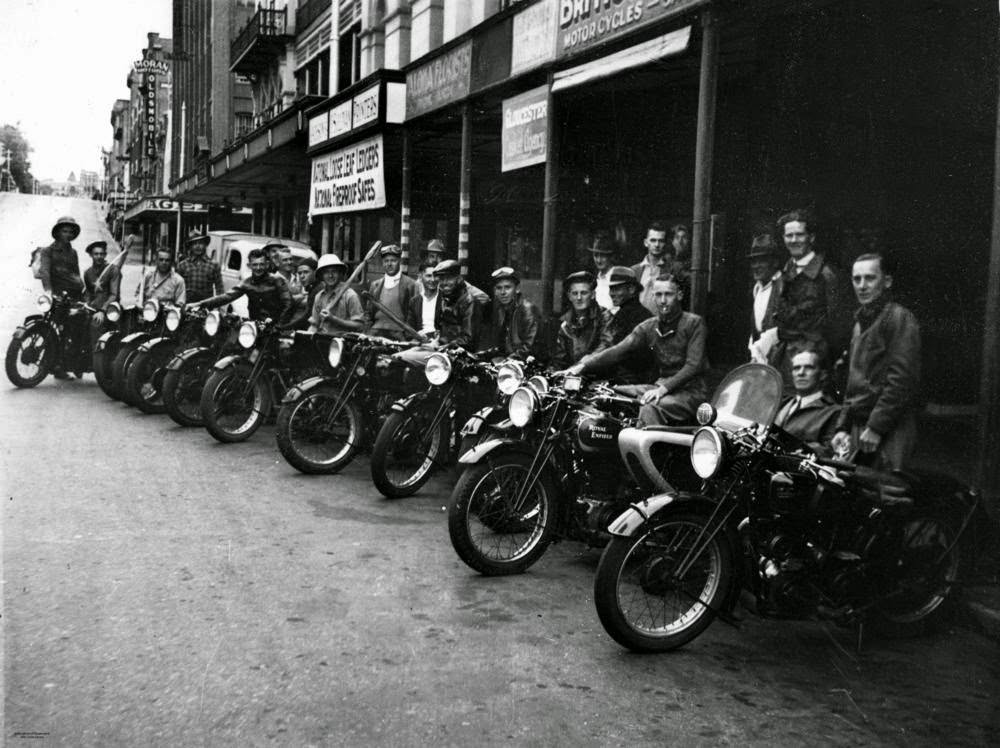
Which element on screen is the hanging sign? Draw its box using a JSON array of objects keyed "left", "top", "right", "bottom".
[
  {"left": 555, "top": 0, "right": 706, "bottom": 59},
  {"left": 406, "top": 40, "right": 472, "bottom": 119},
  {"left": 501, "top": 85, "right": 548, "bottom": 172},
  {"left": 309, "top": 134, "right": 386, "bottom": 216},
  {"left": 144, "top": 72, "right": 157, "bottom": 159}
]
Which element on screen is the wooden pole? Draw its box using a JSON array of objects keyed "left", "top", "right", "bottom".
[
  {"left": 458, "top": 104, "right": 472, "bottom": 276},
  {"left": 690, "top": 8, "right": 720, "bottom": 316},
  {"left": 541, "top": 75, "right": 559, "bottom": 318},
  {"left": 401, "top": 129, "right": 413, "bottom": 273}
]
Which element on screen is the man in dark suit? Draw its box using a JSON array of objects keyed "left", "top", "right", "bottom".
[
  {"left": 747, "top": 232, "right": 784, "bottom": 359},
  {"left": 367, "top": 244, "right": 417, "bottom": 340},
  {"left": 774, "top": 347, "right": 839, "bottom": 455}
]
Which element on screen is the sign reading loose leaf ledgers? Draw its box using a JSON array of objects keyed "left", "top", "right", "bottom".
[{"left": 309, "top": 134, "right": 387, "bottom": 216}]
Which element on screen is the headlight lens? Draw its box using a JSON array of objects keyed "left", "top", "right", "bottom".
[
  {"left": 105, "top": 302, "right": 122, "bottom": 322},
  {"left": 527, "top": 375, "right": 549, "bottom": 395},
  {"left": 238, "top": 321, "right": 258, "bottom": 349},
  {"left": 425, "top": 353, "right": 452, "bottom": 386},
  {"left": 691, "top": 427, "right": 724, "bottom": 479},
  {"left": 496, "top": 362, "right": 524, "bottom": 395},
  {"left": 165, "top": 307, "right": 181, "bottom": 331},
  {"left": 508, "top": 386, "right": 537, "bottom": 427},
  {"left": 37, "top": 294, "right": 52, "bottom": 312},
  {"left": 328, "top": 337, "right": 343, "bottom": 368},
  {"left": 142, "top": 299, "right": 159, "bottom": 322},
  {"left": 204, "top": 311, "right": 220, "bottom": 336}
]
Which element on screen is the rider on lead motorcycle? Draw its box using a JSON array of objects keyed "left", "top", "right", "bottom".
[{"left": 34, "top": 216, "right": 85, "bottom": 378}]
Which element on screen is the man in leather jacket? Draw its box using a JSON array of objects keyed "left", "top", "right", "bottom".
[
  {"left": 395, "top": 260, "right": 478, "bottom": 366},
  {"left": 600, "top": 266, "right": 653, "bottom": 384},
  {"left": 482, "top": 266, "right": 545, "bottom": 360},
  {"left": 188, "top": 248, "right": 293, "bottom": 327},
  {"left": 551, "top": 271, "right": 612, "bottom": 368}
]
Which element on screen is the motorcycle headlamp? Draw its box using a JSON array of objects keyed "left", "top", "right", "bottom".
[
  {"left": 203, "top": 310, "right": 221, "bottom": 337},
  {"left": 696, "top": 402, "right": 717, "bottom": 426},
  {"left": 691, "top": 427, "right": 725, "bottom": 479},
  {"left": 496, "top": 362, "right": 525, "bottom": 396},
  {"left": 36, "top": 294, "right": 52, "bottom": 313},
  {"left": 165, "top": 307, "right": 182, "bottom": 332},
  {"left": 527, "top": 375, "right": 549, "bottom": 395},
  {"left": 142, "top": 299, "right": 160, "bottom": 322},
  {"left": 328, "top": 337, "right": 344, "bottom": 368},
  {"left": 425, "top": 353, "right": 452, "bottom": 386},
  {"left": 508, "top": 386, "right": 537, "bottom": 428},
  {"left": 105, "top": 302, "right": 122, "bottom": 323},
  {"left": 238, "top": 321, "right": 258, "bottom": 349}
]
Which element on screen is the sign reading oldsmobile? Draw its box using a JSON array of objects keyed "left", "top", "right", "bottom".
[
  {"left": 556, "top": 0, "right": 706, "bottom": 58},
  {"left": 501, "top": 85, "right": 549, "bottom": 172},
  {"left": 309, "top": 134, "right": 386, "bottom": 216},
  {"left": 406, "top": 41, "right": 472, "bottom": 120},
  {"left": 144, "top": 72, "right": 157, "bottom": 159}
]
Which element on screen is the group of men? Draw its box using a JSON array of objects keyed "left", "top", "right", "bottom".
[{"left": 34, "top": 209, "right": 922, "bottom": 470}]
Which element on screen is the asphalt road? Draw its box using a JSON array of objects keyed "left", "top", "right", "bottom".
[{"left": 2, "top": 194, "right": 998, "bottom": 746}]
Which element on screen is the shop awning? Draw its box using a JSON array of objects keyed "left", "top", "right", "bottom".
[{"left": 552, "top": 26, "right": 692, "bottom": 93}]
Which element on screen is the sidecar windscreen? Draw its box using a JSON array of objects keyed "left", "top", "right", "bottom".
[{"left": 711, "top": 363, "right": 783, "bottom": 430}]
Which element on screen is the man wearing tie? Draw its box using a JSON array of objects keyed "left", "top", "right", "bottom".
[{"left": 774, "top": 347, "right": 839, "bottom": 455}]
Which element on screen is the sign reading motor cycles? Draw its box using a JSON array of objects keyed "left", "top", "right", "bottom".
[
  {"left": 556, "top": 0, "right": 706, "bottom": 59},
  {"left": 501, "top": 85, "right": 549, "bottom": 172},
  {"left": 309, "top": 134, "right": 386, "bottom": 216}
]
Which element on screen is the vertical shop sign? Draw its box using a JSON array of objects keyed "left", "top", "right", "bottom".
[
  {"left": 406, "top": 40, "right": 472, "bottom": 119},
  {"left": 309, "top": 134, "right": 386, "bottom": 216},
  {"left": 555, "top": 0, "right": 707, "bottom": 59},
  {"left": 511, "top": 0, "right": 558, "bottom": 75},
  {"left": 502, "top": 85, "right": 548, "bottom": 172},
  {"left": 144, "top": 72, "right": 157, "bottom": 159}
]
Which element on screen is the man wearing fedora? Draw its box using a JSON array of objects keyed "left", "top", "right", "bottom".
[
  {"left": 367, "top": 244, "right": 417, "bottom": 341},
  {"left": 602, "top": 266, "right": 653, "bottom": 384},
  {"left": 308, "top": 254, "right": 365, "bottom": 335},
  {"left": 746, "top": 231, "right": 784, "bottom": 359},
  {"left": 83, "top": 240, "right": 121, "bottom": 348},
  {"left": 177, "top": 233, "right": 223, "bottom": 303},
  {"left": 481, "top": 266, "right": 545, "bottom": 360},
  {"left": 35, "top": 216, "right": 84, "bottom": 299},
  {"left": 589, "top": 232, "right": 616, "bottom": 310}
]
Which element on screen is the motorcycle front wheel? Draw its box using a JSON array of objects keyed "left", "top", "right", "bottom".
[
  {"left": 162, "top": 354, "right": 213, "bottom": 427},
  {"left": 93, "top": 342, "right": 119, "bottom": 399},
  {"left": 110, "top": 342, "right": 143, "bottom": 404},
  {"left": 5, "top": 327, "right": 54, "bottom": 388},
  {"left": 275, "top": 385, "right": 363, "bottom": 474},
  {"left": 447, "top": 453, "right": 558, "bottom": 576},
  {"left": 200, "top": 365, "right": 270, "bottom": 443},
  {"left": 593, "top": 511, "right": 733, "bottom": 653},
  {"left": 125, "top": 347, "right": 175, "bottom": 414},
  {"left": 370, "top": 404, "right": 451, "bottom": 498}
]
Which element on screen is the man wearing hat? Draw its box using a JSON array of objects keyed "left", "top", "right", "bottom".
[
  {"left": 746, "top": 231, "right": 784, "bottom": 357},
  {"left": 83, "top": 240, "right": 122, "bottom": 348},
  {"left": 308, "top": 254, "right": 364, "bottom": 334},
  {"left": 189, "top": 248, "right": 292, "bottom": 326},
  {"left": 551, "top": 271, "right": 613, "bottom": 369},
  {"left": 600, "top": 266, "right": 653, "bottom": 384},
  {"left": 35, "top": 216, "right": 84, "bottom": 299},
  {"left": 482, "top": 266, "right": 545, "bottom": 360},
  {"left": 394, "top": 259, "right": 478, "bottom": 366},
  {"left": 588, "top": 232, "right": 616, "bottom": 310},
  {"left": 177, "top": 233, "right": 223, "bottom": 303},
  {"left": 261, "top": 242, "right": 287, "bottom": 275},
  {"left": 367, "top": 244, "right": 417, "bottom": 341}
]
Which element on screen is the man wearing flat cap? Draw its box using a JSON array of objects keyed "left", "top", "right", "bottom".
[
  {"left": 35, "top": 216, "right": 84, "bottom": 299},
  {"left": 367, "top": 244, "right": 417, "bottom": 341},
  {"left": 394, "top": 259, "right": 478, "bottom": 366},
  {"left": 177, "top": 233, "right": 223, "bottom": 303},
  {"left": 600, "top": 266, "right": 653, "bottom": 384},
  {"left": 551, "top": 270, "right": 613, "bottom": 369},
  {"left": 482, "top": 266, "right": 545, "bottom": 360},
  {"left": 83, "top": 240, "right": 122, "bottom": 348}
]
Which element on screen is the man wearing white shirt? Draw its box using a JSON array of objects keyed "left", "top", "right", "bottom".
[
  {"left": 406, "top": 260, "right": 439, "bottom": 336},
  {"left": 367, "top": 244, "right": 417, "bottom": 340},
  {"left": 774, "top": 348, "right": 839, "bottom": 455},
  {"left": 588, "top": 232, "right": 616, "bottom": 309},
  {"left": 629, "top": 221, "right": 670, "bottom": 315}
]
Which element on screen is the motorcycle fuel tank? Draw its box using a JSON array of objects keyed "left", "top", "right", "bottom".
[{"left": 575, "top": 411, "right": 622, "bottom": 454}]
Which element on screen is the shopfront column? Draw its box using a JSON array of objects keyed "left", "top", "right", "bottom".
[
  {"left": 691, "top": 8, "right": 719, "bottom": 316},
  {"left": 320, "top": 215, "right": 331, "bottom": 256},
  {"left": 401, "top": 129, "right": 413, "bottom": 272},
  {"left": 541, "top": 77, "right": 559, "bottom": 318},
  {"left": 458, "top": 103, "right": 471, "bottom": 275}
]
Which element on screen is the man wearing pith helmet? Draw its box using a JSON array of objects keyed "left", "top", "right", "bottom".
[
  {"left": 36, "top": 216, "right": 84, "bottom": 299},
  {"left": 367, "top": 244, "right": 417, "bottom": 341},
  {"left": 309, "top": 254, "right": 365, "bottom": 335},
  {"left": 482, "top": 266, "right": 545, "bottom": 360}
]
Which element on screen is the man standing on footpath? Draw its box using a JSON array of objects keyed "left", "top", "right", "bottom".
[
  {"left": 176, "top": 233, "right": 223, "bottom": 303},
  {"left": 746, "top": 232, "right": 784, "bottom": 353},
  {"left": 589, "top": 232, "right": 616, "bottom": 310},
  {"left": 367, "top": 244, "right": 417, "bottom": 341},
  {"left": 631, "top": 221, "right": 670, "bottom": 315},
  {"left": 831, "top": 253, "right": 921, "bottom": 470}
]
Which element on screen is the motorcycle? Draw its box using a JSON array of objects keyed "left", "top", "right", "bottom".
[
  {"left": 6, "top": 292, "right": 95, "bottom": 387},
  {"left": 123, "top": 303, "right": 207, "bottom": 413},
  {"left": 108, "top": 299, "right": 182, "bottom": 405},
  {"left": 447, "top": 373, "right": 700, "bottom": 576},
  {"left": 162, "top": 309, "right": 243, "bottom": 427},
  {"left": 92, "top": 302, "right": 143, "bottom": 398},
  {"left": 199, "top": 319, "right": 328, "bottom": 443},
  {"left": 369, "top": 347, "right": 503, "bottom": 499},
  {"left": 593, "top": 363, "right": 978, "bottom": 653},
  {"left": 275, "top": 333, "right": 415, "bottom": 474}
]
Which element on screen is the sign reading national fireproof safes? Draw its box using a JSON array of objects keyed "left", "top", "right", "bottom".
[
  {"left": 309, "top": 134, "right": 386, "bottom": 216},
  {"left": 502, "top": 85, "right": 549, "bottom": 172}
]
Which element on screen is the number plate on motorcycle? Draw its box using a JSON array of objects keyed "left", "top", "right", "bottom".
[
  {"left": 248, "top": 349, "right": 260, "bottom": 364},
  {"left": 564, "top": 375, "right": 582, "bottom": 392}
]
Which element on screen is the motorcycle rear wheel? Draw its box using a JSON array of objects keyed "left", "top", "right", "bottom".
[
  {"left": 163, "top": 354, "right": 212, "bottom": 427},
  {"left": 125, "top": 347, "right": 174, "bottom": 414},
  {"left": 447, "top": 453, "right": 558, "bottom": 576},
  {"left": 370, "top": 404, "right": 450, "bottom": 498},
  {"left": 593, "top": 511, "right": 733, "bottom": 653},
  {"left": 5, "top": 328, "right": 54, "bottom": 388},
  {"left": 200, "top": 366, "right": 270, "bottom": 443},
  {"left": 275, "top": 385, "right": 363, "bottom": 474},
  {"left": 111, "top": 342, "right": 143, "bottom": 404}
]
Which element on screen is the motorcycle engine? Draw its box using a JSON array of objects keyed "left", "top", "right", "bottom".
[{"left": 749, "top": 519, "right": 823, "bottom": 617}]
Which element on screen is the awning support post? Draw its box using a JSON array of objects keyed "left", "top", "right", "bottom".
[
  {"left": 541, "top": 74, "right": 559, "bottom": 318},
  {"left": 459, "top": 104, "right": 472, "bottom": 276},
  {"left": 401, "top": 129, "right": 413, "bottom": 273},
  {"left": 175, "top": 200, "right": 184, "bottom": 257}
]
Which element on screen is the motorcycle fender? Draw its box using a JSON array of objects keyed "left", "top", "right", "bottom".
[
  {"left": 607, "top": 492, "right": 715, "bottom": 537},
  {"left": 281, "top": 376, "right": 328, "bottom": 404},
  {"left": 165, "top": 346, "right": 210, "bottom": 371},
  {"left": 390, "top": 391, "right": 435, "bottom": 414},
  {"left": 458, "top": 437, "right": 533, "bottom": 465},
  {"left": 120, "top": 331, "right": 153, "bottom": 346},
  {"left": 11, "top": 319, "right": 44, "bottom": 340},
  {"left": 213, "top": 354, "right": 245, "bottom": 371},
  {"left": 95, "top": 331, "right": 120, "bottom": 351},
  {"left": 138, "top": 336, "right": 175, "bottom": 354}
]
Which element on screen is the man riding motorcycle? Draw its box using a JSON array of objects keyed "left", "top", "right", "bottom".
[{"left": 33, "top": 216, "right": 86, "bottom": 378}]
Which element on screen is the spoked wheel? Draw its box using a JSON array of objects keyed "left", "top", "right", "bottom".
[
  {"left": 593, "top": 511, "right": 733, "bottom": 652},
  {"left": 200, "top": 365, "right": 270, "bottom": 443},
  {"left": 275, "top": 385, "right": 363, "bottom": 474},
  {"left": 93, "top": 342, "right": 120, "bottom": 399},
  {"left": 110, "top": 342, "right": 143, "bottom": 404},
  {"left": 370, "top": 404, "right": 451, "bottom": 498},
  {"left": 125, "top": 347, "right": 175, "bottom": 414},
  {"left": 447, "top": 453, "right": 558, "bottom": 576},
  {"left": 870, "top": 515, "right": 961, "bottom": 637},
  {"left": 5, "top": 327, "right": 54, "bottom": 388},
  {"left": 163, "top": 354, "right": 213, "bottom": 427}
]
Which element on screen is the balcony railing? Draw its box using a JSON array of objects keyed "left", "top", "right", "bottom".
[
  {"left": 252, "top": 99, "right": 286, "bottom": 130},
  {"left": 296, "top": 0, "right": 331, "bottom": 32},
  {"left": 230, "top": 5, "right": 291, "bottom": 73}
]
